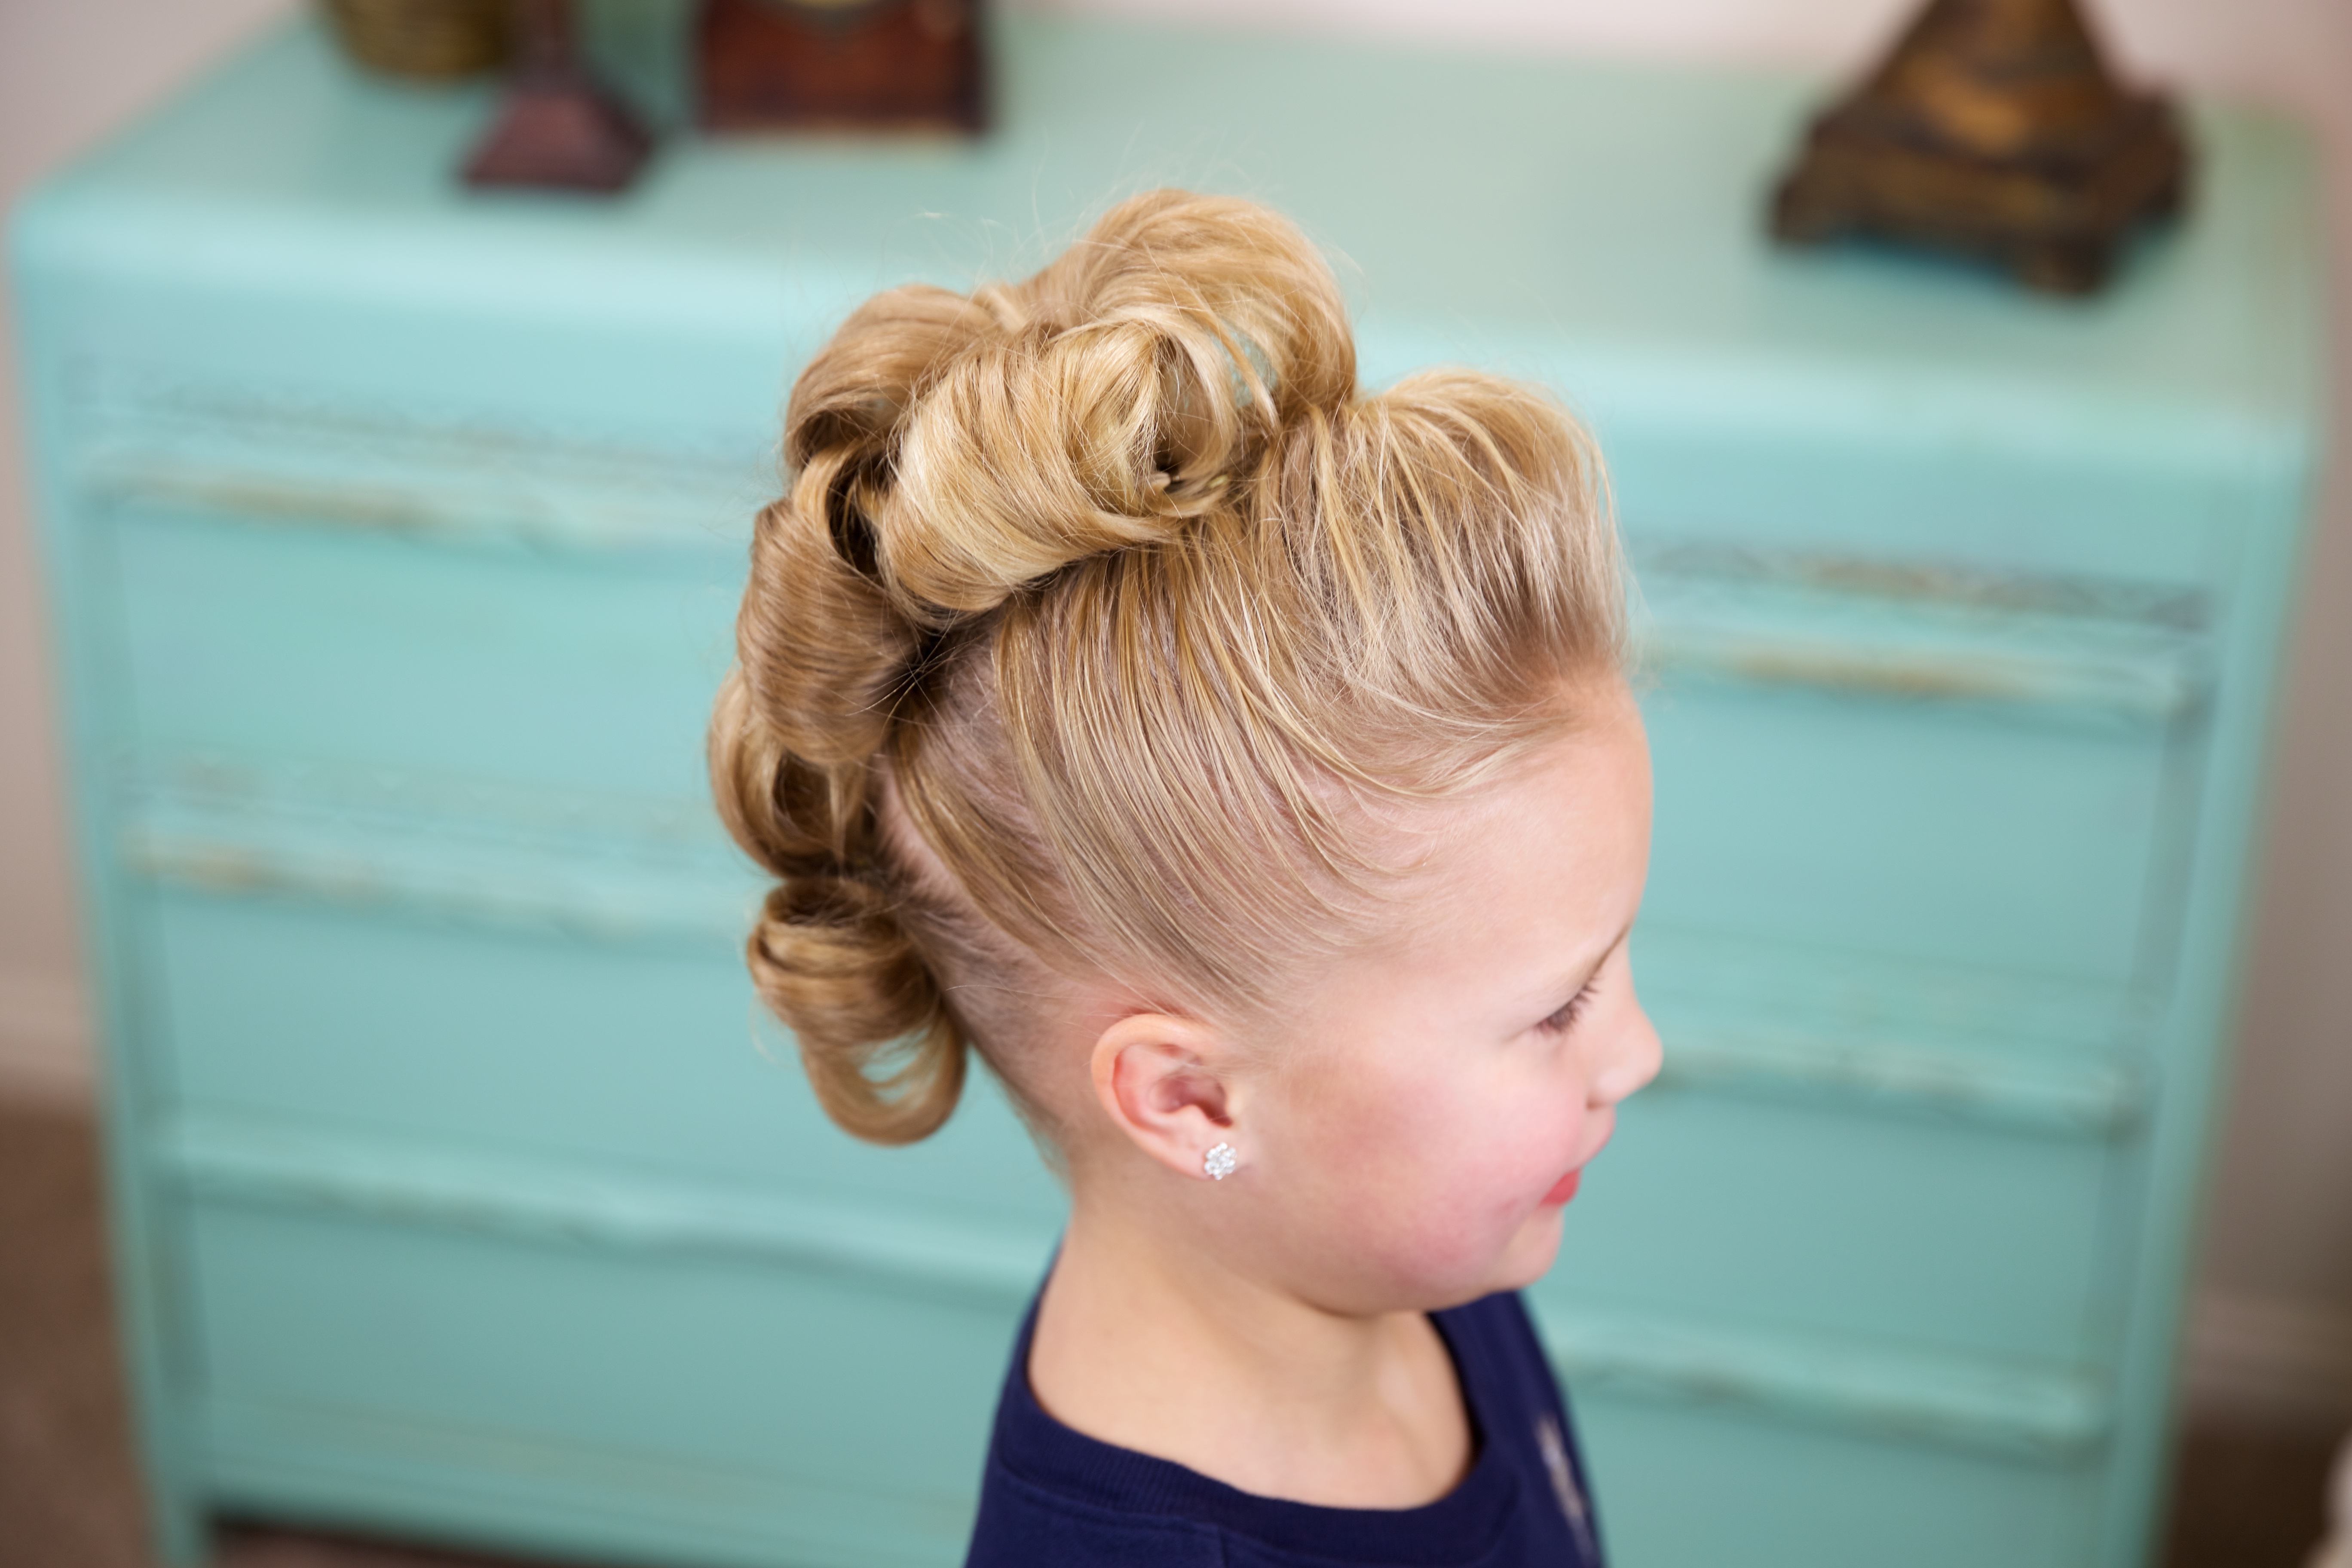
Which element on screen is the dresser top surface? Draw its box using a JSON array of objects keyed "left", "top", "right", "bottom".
[{"left": 11, "top": 15, "right": 2325, "bottom": 459}]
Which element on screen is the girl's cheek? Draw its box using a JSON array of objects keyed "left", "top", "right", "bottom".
[
  {"left": 1308, "top": 1054, "right": 1593, "bottom": 1296},
  {"left": 1306, "top": 1050, "right": 1570, "bottom": 1270},
  {"left": 1417, "top": 1117, "right": 1561, "bottom": 1263}
]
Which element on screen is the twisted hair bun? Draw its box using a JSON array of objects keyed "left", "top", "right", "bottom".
[
  {"left": 798, "top": 191, "right": 1355, "bottom": 618},
  {"left": 711, "top": 190, "right": 1623, "bottom": 1146}
]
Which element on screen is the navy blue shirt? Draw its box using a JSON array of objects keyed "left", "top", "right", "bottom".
[{"left": 965, "top": 1288, "right": 1605, "bottom": 1568}]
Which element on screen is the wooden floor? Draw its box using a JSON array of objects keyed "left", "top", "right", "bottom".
[{"left": 2, "top": 1097, "right": 2338, "bottom": 1568}]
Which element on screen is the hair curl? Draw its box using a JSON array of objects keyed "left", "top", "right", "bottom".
[{"left": 710, "top": 190, "right": 1624, "bottom": 1146}]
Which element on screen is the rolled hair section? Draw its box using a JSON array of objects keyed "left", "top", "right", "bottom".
[
  {"left": 747, "top": 875, "right": 965, "bottom": 1146},
  {"left": 878, "top": 191, "right": 1357, "bottom": 614},
  {"left": 710, "top": 663, "right": 967, "bottom": 1145}
]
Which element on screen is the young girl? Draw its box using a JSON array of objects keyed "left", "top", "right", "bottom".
[{"left": 710, "top": 190, "right": 1661, "bottom": 1567}]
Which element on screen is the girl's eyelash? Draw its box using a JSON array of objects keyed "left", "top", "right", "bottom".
[{"left": 1540, "top": 982, "right": 1599, "bottom": 1035}]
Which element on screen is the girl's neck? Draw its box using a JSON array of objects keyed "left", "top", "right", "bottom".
[{"left": 1026, "top": 1193, "right": 1473, "bottom": 1509}]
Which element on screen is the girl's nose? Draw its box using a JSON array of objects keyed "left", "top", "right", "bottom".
[{"left": 1591, "top": 1002, "right": 1664, "bottom": 1108}]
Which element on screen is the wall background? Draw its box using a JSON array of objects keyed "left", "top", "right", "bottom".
[{"left": 4, "top": 0, "right": 2347, "bottom": 1427}]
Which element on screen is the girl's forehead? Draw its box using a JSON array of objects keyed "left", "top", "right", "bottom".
[
  {"left": 1339, "top": 701, "right": 1651, "bottom": 986},
  {"left": 1430, "top": 692, "right": 1649, "bottom": 866}
]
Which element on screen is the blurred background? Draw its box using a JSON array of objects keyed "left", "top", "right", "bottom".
[{"left": 2, "top": 0, "right": 2347, "bottom": 1565}]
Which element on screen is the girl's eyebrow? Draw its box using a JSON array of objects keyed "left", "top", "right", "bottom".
[{"left": 1543, "top": 918, "right": 1636, "bottom": 1000}]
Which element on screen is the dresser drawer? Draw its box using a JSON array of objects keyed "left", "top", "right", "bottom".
[
  {"left": 139, "top": 888, "right": 1066, "bottom": 1227},
  {"left": 1572, "top": 1391, "right": 2097, "bottom": 1568},
  {"left": 1635, "top": 551, "right": 2207, "bottom": 989},
  {"left": 184, "top": 1199, "right": 1015, "bottom": 1568},
  {"left": 1540, "top": 1088, "right": 2116, "bottom": 1363},
  {"left": 105, "top": 499, "right": 742, "bottom": 804}
]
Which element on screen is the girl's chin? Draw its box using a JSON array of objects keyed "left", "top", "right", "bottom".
[
  {"left": 1484, "top": 1205, "right": 1568, "bottom": 1294},
  {"left": 1349, "top": 1207, "right": 1570, "bottom": 1312}
]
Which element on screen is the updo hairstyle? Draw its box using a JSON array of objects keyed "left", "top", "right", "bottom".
[{"left": 709, "top": 190, "right": 1625, "bottom": 1148}]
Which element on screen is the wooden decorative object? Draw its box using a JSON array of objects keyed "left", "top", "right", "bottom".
[
  {"left": 463, "top": 0, "right": 652, "bottom": 194},
  {"left": 697, "top": 0, "right": 987, "bottom": 135},
  {"left": 323, "top": 0, "right": 510, "bottom": 80},
  {"left": 1770, "top": 0, "right": 2189, "bottom": 294}
]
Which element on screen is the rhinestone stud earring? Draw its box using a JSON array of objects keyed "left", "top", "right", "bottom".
[{"left": 1203, "top": 1142, "right": 1238, "bottom": 1181}]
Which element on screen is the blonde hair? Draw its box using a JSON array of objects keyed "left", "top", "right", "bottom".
[{"left": 709, "top": 190, "right": 1624, "bottom": 1147}]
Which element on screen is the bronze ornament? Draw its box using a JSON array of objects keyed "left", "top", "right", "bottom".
[{"left": 1770, "top": 0, "right": 2190, "bottom": 295}]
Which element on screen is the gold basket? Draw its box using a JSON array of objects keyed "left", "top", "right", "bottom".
[{"left": 322, "top": 0, "right": 511, "bottom": 80}]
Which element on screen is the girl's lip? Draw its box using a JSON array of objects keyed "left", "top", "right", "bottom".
[{"left": 1540, "top": 1168, "right": 1582, "bottom": 1206}]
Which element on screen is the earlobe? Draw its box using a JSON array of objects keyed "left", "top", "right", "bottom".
[{"left": 1088, "top": 1012, "right": 1245, "bottom": 1182}]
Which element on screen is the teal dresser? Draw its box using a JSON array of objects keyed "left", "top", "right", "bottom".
[{"left": 11, "top": 15, "right": 2322, "bottom": 1568}]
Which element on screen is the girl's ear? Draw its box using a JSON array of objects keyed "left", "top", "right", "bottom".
[{"left": 1088, "top": 1011, "right": 1244, "bottom": 1181}]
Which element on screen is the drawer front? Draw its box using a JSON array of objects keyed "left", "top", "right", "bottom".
[
  {"left": 1644, "top": 685, "right": 2176, "bottom": 985},
  {"left": 1574, "top": 1392, "right": 2098, "bottom": 1568},
  {"left": 1632, "top": 546, "right": 2208, "bottom": 991},
  {"left": 187, "top": 1200, "right": 1025, "bottom": 1568},
  {"left": 1536, "top": 1090, "right": 2113, "bottom": 1363},
  {"left": 143, "top": 889, "right": 1067, "bottom": 1228},
  {"left": 108, "top": 501, "right": 741, "bottom": 805}
]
